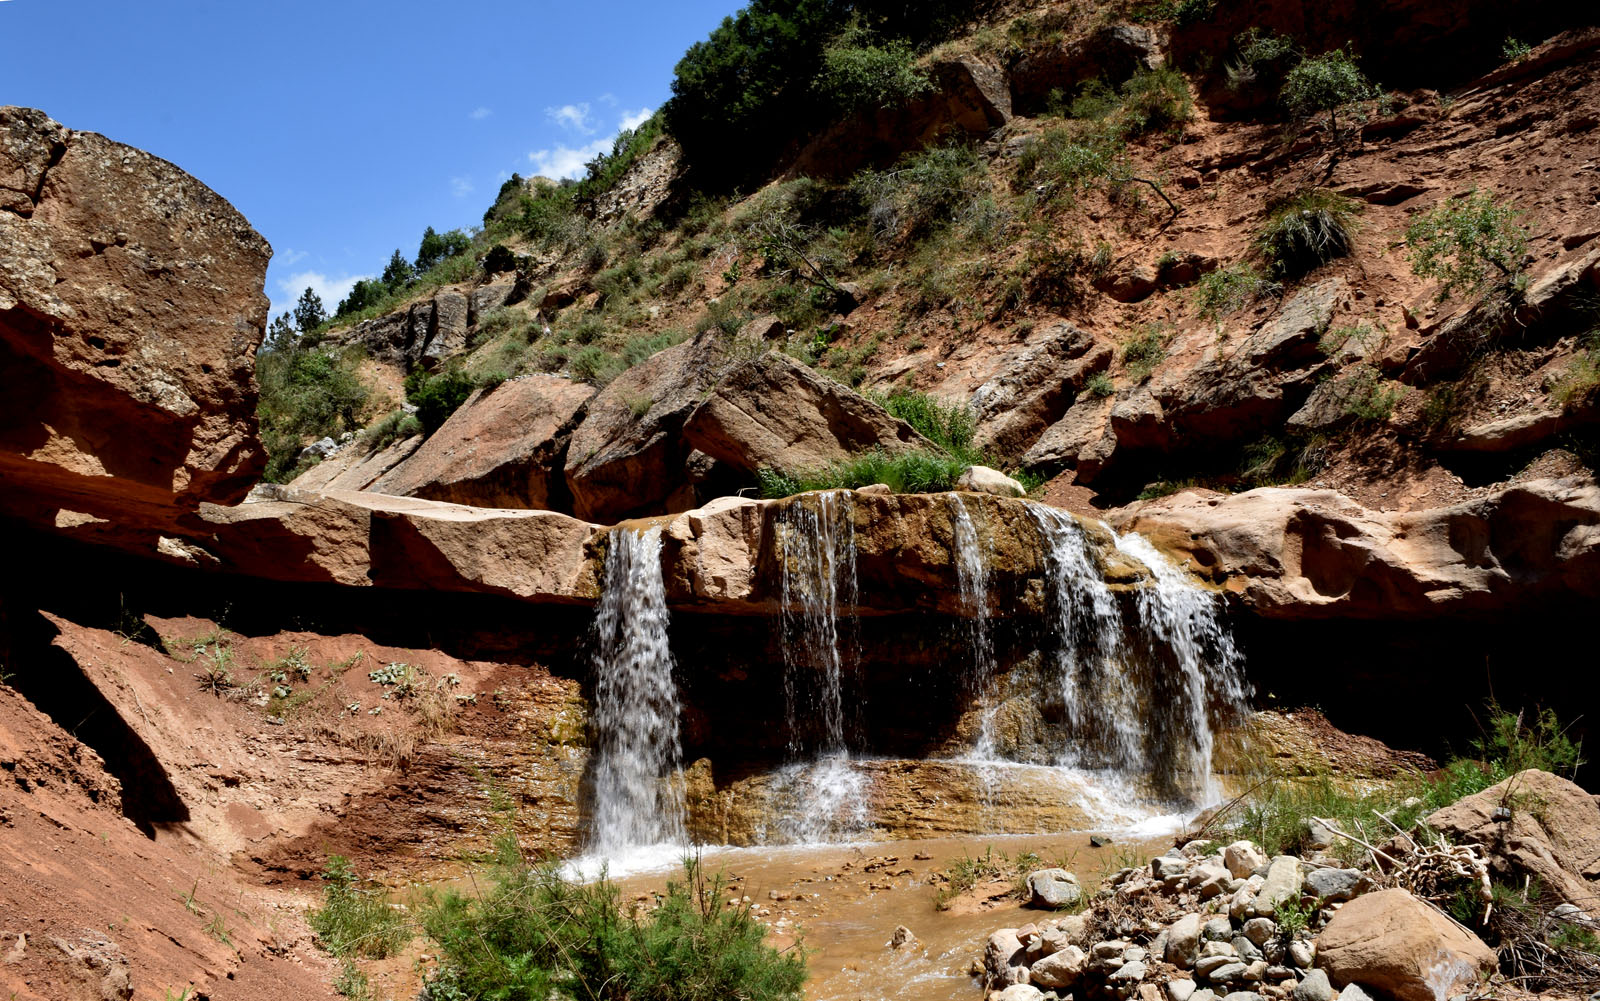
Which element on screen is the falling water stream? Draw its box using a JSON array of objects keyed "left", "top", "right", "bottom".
[
  {"left": 586, "top": 525, "right": 687, "bottom": 861},
  {"left": 580, "top": 492, "right": 1248, "bottom": 870}
]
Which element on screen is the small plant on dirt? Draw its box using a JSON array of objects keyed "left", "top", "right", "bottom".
[
  {"left": 1473, "top": 702, "right": 1585, "bottom": 780},
  {"left": 1085, "top": 372, "right": 1116, "bottom": 398},
  {"left": 1256, "top": 189, "right": 1361, "bottom": 278},
  {"left": 1119, "top": 66, "right": 1193, "bottom": 138},
  {"left": 1274, "top": 896, "right": 1312, "bottom": 936},
  {"left": 1280, "top": 47, "right": 1377, "bottom": 140},
  {"left": 310, "top": 856, "right": 412, "bottom": 960},
  {"left": 193, "top": 645, "right": 236, "bottom": 697},
  {"left": 935, "top": 846, "right": 1016, "bottom": 910},
  {"left": 1340, "top": 367, "right": 1404, "bottom": 422},
  {"left": 1553, "top": 329, "right": 1600, "bottom": 407},
  {"left": 369, "top": 661, "right": 423, "bottom": 699},
  {"left": 1194, "top": 264, "right": 1280, "bottom": 319},
  {"left": 205, "top": 913, "right": 232, "bottom": 947},
  {"left": 1405, "top": 188, "right": 1530, "bottom": 301},
  {"left": 1319, "top": 322, "right": 1378, "bottom": 356},
  {"left": 1123, "top": 323, "right": 1173, "bottom": 383},
  {"left": 180, "top": 880, "right": 203, "bottom": 915},
  {"left": 1502, "top": 36, "right": 1534, "bottom": 62}
]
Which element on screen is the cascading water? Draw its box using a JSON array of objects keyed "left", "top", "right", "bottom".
[
  {"left": 1025, "top": 502, "right": 1247, "bottom": 803},
  {"left": 773, "top": 490, "right": 869, "bottom": 842},
  {"left": 587, "top": 525, "right": 687, "bottom": 858},
  {"left": 952, "top": 495, "right": 999, "bottom": 758},
  {"left": 1112, "top": 530, "right": 1250, "bottom": 802}
]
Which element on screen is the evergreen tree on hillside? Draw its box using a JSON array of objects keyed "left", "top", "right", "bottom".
[
  {"left": 414, "top": 226, "right": 471, "bottom": 273},
  {"left": 292, "top": 287, "right": 326, "bottom": 333},
  {"left": 264, "top": 313, "right": 296, "bottom": 351},
  {"left": 381, "top": 249, "right": 414, "bottom": 290}
]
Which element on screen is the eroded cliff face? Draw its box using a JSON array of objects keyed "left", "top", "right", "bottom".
[{"left": 0, "top": 106, "right": 270, "bottom": 542}]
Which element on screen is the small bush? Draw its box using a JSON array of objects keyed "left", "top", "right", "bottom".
[
  {"left": 1553, "top": 330, "right": 1600, "bottom": 407},
  {"left": 1256, "top": 189, "right": 1361, "bottom": 278},
  {"left": 1123, "top": 323, "right": 1172, "bottom": 383},
  {"left": 405, "top": 368, "right": 476, "bottom": 435},
  {"left": 1340, "top": 367, "right": 1403, "bottom": 422},
  {"left": 852, "top": 143, "right": 986, "bottom": 242},
  {"left": 310, "top": 856, "right": 412, "bottom": 960},
  {"left": 569, "top": 347, "right": 628, "bottom": 387},
  {"left": 1020, "top": 122, "right": 1124, "bottom": 203},
  {"left": 812, "top": 30, "right": 933, "bottom": 113},
  {"left": 1119, "top": 67, "right": 1192, "bottom": 138},
  {"left": 1405, "top": 188, "right": 1530, "bottom": 301},
  {"left": 1085, "top": 372, "right": 1116, "bottom": 398},
  {"left": 420, "top": 839, "right": 805, "bottom": 1001},
  {"left": 365, "top": 410, "right": 423, "bottom": 453},
  {"left": 1280, "top": 48, "right": 1376, "bottom": 135},
  {"left": 1502, "top": 36, "right": 1534, "bottom": 62},
  {"left": 1229, "top": 28, "right": 1297, "bottom": 91},
  {"left": 1194, "top": 264, "right": 1280, "bottom": 319}
]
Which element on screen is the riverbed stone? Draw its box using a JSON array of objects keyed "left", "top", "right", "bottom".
[
  {"left": 1030, "top": 944, "right": 1086, "bottom": 989},
  {"left": 1169, "top": 980, "right": 1198, "bottom": 1001},
  {"left": 1293, "top": 969, "right": 1333, "bottom": 1001},
  {"left": 1204, "top": 918, "right": 1235, "bottom": 942},
  {"left": 996, "top": 985, "right": 1046, "bottom": 1001},
  {"left": 1153, "top": 855, "right": 1189, "bottom": 880},
  {"left": 1209, "top": 962, "right": 1249, "bottom": 984},
  {"left": 1315, "top": 888, "right": 1497, "bottom": 1001},
  {"left": 1253, "top": 857, "right": 1304, "bottom": 917},
  {"left": 1167, "top": 914, "right": 1203, "bottom": 968},
  {"left": 1027, "top": 868, "right": 1084, "bottom": 910},
  {"left": 1288, "top": 941, "right": 1314, "bottom": 968},
  {"left": 1242, "top": 918, "right": 1276, "bottom": 945},
  {"left": 1304, "top": 868, "right": 1366, "bottom": 903},
  {"left": 1111, "top": 960, "right": 1149, "bottom": 983},
  {"left": 1225, "top": 842, "right": 1270, "bottom": 878}
]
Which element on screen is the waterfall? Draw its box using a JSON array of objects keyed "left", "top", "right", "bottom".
[
  {"left": 952, "top": 495, "right": 999, "bottom": 758},
  {"left": 774, "top": 491, "right": 869, "bottom": 842},
  {"left": 588, "top": 525, "right": 686, "bottom": 857},
  {"left": 1112, "top": 530, "right": 1250, "bottom": 802},
  {"left": 1026, "top": 503, "right": 1245, "bottom": 803}
]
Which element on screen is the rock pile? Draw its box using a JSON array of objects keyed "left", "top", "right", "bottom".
[{"left": 982, "top": 839, "right": 1498, "bottom": 1001}]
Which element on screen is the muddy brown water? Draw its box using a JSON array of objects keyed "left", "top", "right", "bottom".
[{"left": 605, "top": 832, "right": 1172, "bottom": 1001}]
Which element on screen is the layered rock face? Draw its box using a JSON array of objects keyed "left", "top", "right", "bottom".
[
  {"left": 0, "top": 106, "right": 270, "bottom": 535},
  {"left": 1117, "top": 477, "right": 1600, "bottom": 618}
]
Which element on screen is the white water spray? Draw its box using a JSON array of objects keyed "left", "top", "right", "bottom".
[{"left": 588, "top": 525, "right": 686, "bottom": 857}]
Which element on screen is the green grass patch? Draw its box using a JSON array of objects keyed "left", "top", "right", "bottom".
[
  {"left": 1256, "top": 189, "right": 1360, "bottom": 278},
  {"left": 309, "top": 856, "right": 412, "bottom": 960},
  {"left": 757, "top": 449, "right": 969, "bottom": 498}
]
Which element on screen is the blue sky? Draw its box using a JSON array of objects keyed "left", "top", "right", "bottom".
[{"left": 0, "top": 0, "right": 738, "bottom": 319}]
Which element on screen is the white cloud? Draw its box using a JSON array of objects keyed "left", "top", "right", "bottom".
[
  {"left": 469, "top": 106, "right": 493, "bottom": 120},
  {"left": 278, "top": 247, "right": 308, "bottom": 266},
  {"left": 451, "top": 176, "right": 475, "bottom": 198},
  {"left": 273, "top": 270, "right": 370, "bottom": 318},
  {"left": 527, "top": 137, "right": 612, "bottom": 181},
  {"left": 546, "top": 102, "right": 596, "bottom": 134},
  {"left": 618, "top": 107, "right": 654, "bottom": 131}
]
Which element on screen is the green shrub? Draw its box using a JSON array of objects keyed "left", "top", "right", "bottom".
[
  {"left": 852, "top": 143, "right": 986, "bottom": 241},
  {"left": 1085, "top": 372, "right": 1116, "bottom": 398},
  {"left": 1405, "top": 188, "right": 1529, "bottom": 301},
  {"left": 1119, "top": 66, "right": 1192, "bottom": 137},
  {"left": 420, "top": 840, "right": 805, "bottom": 1001},
  {"left": 757, "top": 449, "right": 970, "bottom": 497},
  {"left": 415, "top": 227, "right": 472, "bottom": 273},
  {"left": 1229, "top": 27, "right": 1297, "bottom": 91},
  {"left": 1339, "top": 367, "right": 1403, "bottom": 422},
  {"left": 309, "top": 856, "right": 412, "bottom": 960},
  {"left": 1193, "top": 263, "right": 1280, "bottom": 319},
  {"left": 868, "top": 389, "right": 979, "bottom": 460},
  {"left": 1123, "top": 323, "right": 1172, "bottom": 383},
  {"left": 623, "top": 328, "right": 690, "bottom": 367},
  {"left": 1502, "top": 36, "right": 1533, "bottom": 61},
  {"left": 812, "top": 28, "right": 932, "bottom": 112},
  {"left": 1553, "top": 329, "right": 1600, "bottom": 407},
  {"left": 1474, "top": 702, "right": 1585, "bottom": 779},
  {"left": 256, "top": 343, "right": 373, "bottom": 482},
  {"left": 405, "top": 368, "right": 475, "bottom": 434},
  {"left": 1020, "top": 122, "right": 1124, "bottom": 203},
  {"left": 1256, "top": 189, "right": 1360, "bottom": 278},
  {"left": 365, "top": 410, "right": 423, "bottom": 453},
  {"left": 1280, "top": 48, "right": 1376, "bottom": 135},
  {"left": 568, "top": 346, "right": 628, "bottom": 387},
  {"left": 1066, "top": 79, "right": 1120, "bottom": 121}
]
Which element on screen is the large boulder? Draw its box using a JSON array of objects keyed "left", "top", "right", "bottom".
[
  {"left": 288, "top": 434, "right": 422, "bottom": 493},
  {"left": 971, "top": 321, "right": 1115, "bottom": 459},
  {"left": 1117, "top": 477, "right": 1600, "bottom": 619},
  {"left": 372, "top": 375, "right": 594, "bottom": 509},
  {"left": 0, "top": 106, "right": 270, "bottom": 534},
  {"left": 1315, "top": 888, "right": 1497, "bottom": 1001},
  {"left": 1011, "top": 25, "right": 1163, "bottom": 114},
  {"left": 1425, "top": 768, "right": 1600, "bottom": 907},
  {"left": 564, "top": 329, "right": 734, "bottom": 522},
  {"left": 680, "top": 351, "right": 928, "bottom": 477}
]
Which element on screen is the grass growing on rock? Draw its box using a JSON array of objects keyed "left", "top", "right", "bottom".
[
  {"left": 1256, "top": 189, "right": 1360, "bottom": 278},
  {"left": 757, "top": 449, "right": 969, "bottom": 498}
]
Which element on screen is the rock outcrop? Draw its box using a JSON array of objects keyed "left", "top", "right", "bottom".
[
  {"left": 0, "top": 106, "right": 270, "bottom": 535},
  {"left": 370, "top": 375, "right": 594, "bottom": 509},
  {"left": 1425, "top": 768, "right": 1600, "bottom": 907},
  {"left": 971, "top": 321, "right": 1115, "bottom": 459},
  {"left": 1118, "top": 477, "right": 1600, "bottom": 618},
  {"left": 680, "top": 351, "right": 929, "bottom": 477}
]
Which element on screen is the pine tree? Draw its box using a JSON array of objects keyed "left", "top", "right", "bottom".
[
  {"left": 381, "top": 249, "right": 414, "bottom": 289},
  {"left": 292, "top": 287, "right": 326, "bottom": 334}
]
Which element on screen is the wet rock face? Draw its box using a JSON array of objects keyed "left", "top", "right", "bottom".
[{"left": 0, "top": 106, "right": 270, "bottom": 532}]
